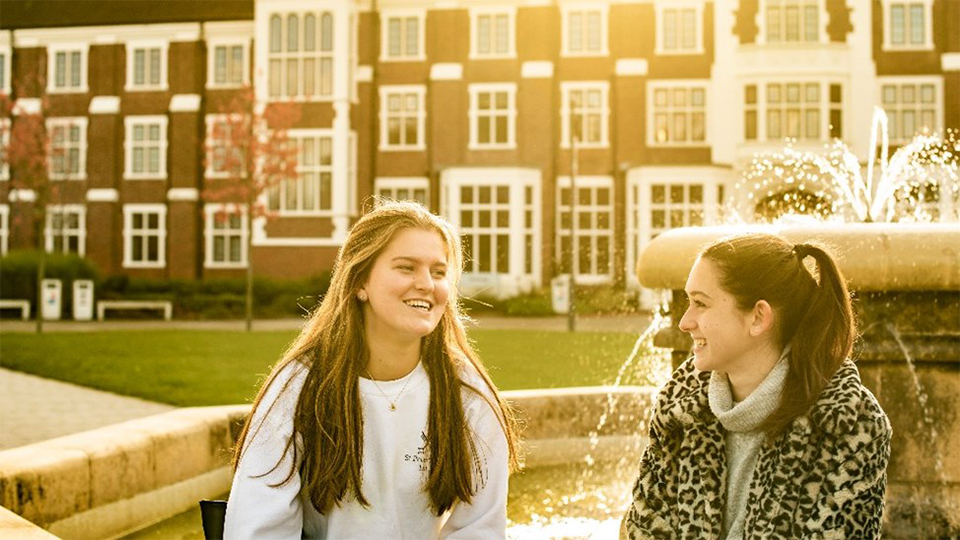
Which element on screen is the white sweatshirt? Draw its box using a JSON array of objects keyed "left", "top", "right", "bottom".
[{"left": 223, "top": 359, "right": 509, "bottom": 540}]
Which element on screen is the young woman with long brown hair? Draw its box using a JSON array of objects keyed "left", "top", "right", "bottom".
[
  {"left": 224, "top": 201, "right": 520, "bottom": 538},
  {"left": 621, "top": 232, "right": 891, "bottom": 539}
]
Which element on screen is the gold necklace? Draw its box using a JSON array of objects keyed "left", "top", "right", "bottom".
[{"left": 363, "top": 367, "right": 414, "bottom": 412}]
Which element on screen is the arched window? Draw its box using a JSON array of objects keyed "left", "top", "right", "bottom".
[
  {"left": 321, "top": 13, "right": 334, "bottom": 51},
  {"left": 304, "top": 14, "right": 316, "bottom": 52},
  {"left": 270, "top": 15, "right": 282, "bottom": 52},
  {"left": 287, "top": 14, "right": 299, "bottom": 51}
]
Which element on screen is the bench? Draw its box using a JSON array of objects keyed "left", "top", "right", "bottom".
[
  {"left": 0, "top": 299, "right": 31, "bottom": 320},
  {"left": 97, "top": 300, "right": 172, "bottom": 321}
]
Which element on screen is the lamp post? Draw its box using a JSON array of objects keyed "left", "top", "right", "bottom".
[{"left": 568, "top": 135, "right": 578, "bottom": 332}]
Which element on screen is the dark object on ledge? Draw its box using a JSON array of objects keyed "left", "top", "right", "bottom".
[{"left": 200, "top": 499, "right": 227, "bottom": 540}]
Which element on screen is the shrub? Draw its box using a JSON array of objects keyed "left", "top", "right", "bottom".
[{"left": 0, "top": 250, "right": 100, "bottom": 317}]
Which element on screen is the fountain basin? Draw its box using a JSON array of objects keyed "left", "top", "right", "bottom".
[
  {"left": 637, "top": 223, "right": 960, "bottom": 537},
  {"left": 0, "top": 387, "right": 657, "bottom": 539}
]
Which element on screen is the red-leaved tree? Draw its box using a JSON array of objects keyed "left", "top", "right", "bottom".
[
  {"left": 203, "top": 87, "right": 300, "bottom": 331},
  {"left": 2, "top": 81, "right": 64, "bottom": 333}
]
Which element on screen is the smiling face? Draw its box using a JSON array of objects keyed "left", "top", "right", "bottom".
[
  {"left": 679, "top": 257, "right": 758, "bottom": 373},
  {"left": 359, "top": 227, "right": 450, "bottom": 344}
]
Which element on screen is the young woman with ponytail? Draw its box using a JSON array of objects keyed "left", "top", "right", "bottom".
[
  {"left": 224, "top": 201, "right": 520, "bottom": 539},
  {"left": 622, "top": 232, "right": 891, "bottom": 539}
]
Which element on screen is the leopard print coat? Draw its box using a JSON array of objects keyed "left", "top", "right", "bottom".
[{"left": 621, "top": 358, "right": 891, "bottom": 540}]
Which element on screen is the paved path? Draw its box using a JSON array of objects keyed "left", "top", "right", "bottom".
[
  {"left": 0, "top": 368, "right": 174, "bottom": 450},
  {"left": 0, "top": 313, "right": 652, "bottom": 451}
]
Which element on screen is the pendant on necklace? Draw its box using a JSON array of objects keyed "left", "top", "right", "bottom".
[{"left": 389, "top": 403, "right": 397, "bottom": 411}]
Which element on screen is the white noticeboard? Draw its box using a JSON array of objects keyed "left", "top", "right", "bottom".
[
  {"left": 73, "top": 280, "right": 94, "bottom": 321},
  {"left": 41, "top": 279, "right": 62, "bottom": 320},
  {"left": 551, "top": 275, "right": 571, "bottom": 314}
]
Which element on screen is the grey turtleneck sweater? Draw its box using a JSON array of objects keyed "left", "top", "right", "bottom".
[{"left": 708, "top": 353, "right": 789, "bottom": 540}]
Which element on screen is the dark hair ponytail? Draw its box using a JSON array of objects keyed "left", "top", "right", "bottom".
[{"left": 701, "top": 234, "right": 856, "bottom": 437}]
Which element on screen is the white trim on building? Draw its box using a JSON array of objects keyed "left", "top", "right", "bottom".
[
  {"left": 124, "top": 116, "right": 169, "bottom": 180},
  {"left": 468, "top": 83, "right": 517, "bottom": 151},
  {"left": 204, "top": 203, "right": 249, "bottom": 268},
  {"left": 122, "top": 203, "right": 167, "bottom": 268},
  {"left": 44, "top": 204, "right": 86, "bottom": 256}
]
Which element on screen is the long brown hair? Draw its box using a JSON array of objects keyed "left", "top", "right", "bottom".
[
  {"left": 232, "top": 200, "right": 521, "bottom": 514},
  {"left": 701, "top": 233, "right": 855, "bottom": 436}
]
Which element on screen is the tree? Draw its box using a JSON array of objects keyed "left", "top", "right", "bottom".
[
  {"left": 2, "top": 79, "right": 65, "bottom": 333},
  {"left": 203, "top": 87, "right": 300, "bottom": 331}
]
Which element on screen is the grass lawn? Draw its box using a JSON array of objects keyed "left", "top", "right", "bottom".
[{"left": 0, "top": 329, "right": 665, "bottom": 407}]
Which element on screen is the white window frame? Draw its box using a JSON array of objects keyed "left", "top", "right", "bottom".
[
  {"left": 0, "top": 204, "right": 8, "bottom": 255},
  {"left": 759, "top": 0, "right": 826, "bottom": 45},
  {"left": 266, "top": 11, "right": 336, "bottom": 101},
  {"left": 124, "top": 116, "right": 168, "bottom": 180},
  {"left": 207, "top": 38, "right": 250, "bottom": 89},
  {"left": 123, "top": 204, "right": 167, "bottom": 268},
  {"left": 374, "top": 177, "right": 430, "bottom": 206},
  {"left": 561, "top": 4, "right": 609, "bottom": 57},
  {"left": 380, "top": 9, "right": 426, "bottom": 62},
  {"left": 46, "top": 117, "right": 88, "bottom": 181},
  {"left": 0, "top": 118, "right": 9, "bottom": 181},
  {"left": 0, "top": 43, "right": 10, "bottom": 95},
  {"left": 204, "top": 203, "right": 248, "bottom": 268},
  {"left": 468, "top": 83, "right": 517, "bottom": 150},
  {"left": 882, "top": 0, "right": 934, "bottom": 51},
  {"left": 442, "top": 172, "right": 541, "bottom": 286},
  {"left": 879, "top": 76, "right": 943, "bottom": 143},
  {"left": 555, "top": 176, "right": 615, "bottom": 284},
  {"left": 469, "top": 7, "right": 516, "bottom": 60},
  {"left": 742, "top": 78, "right": 844, "bottom": 143},
  {"left": 647, "top": 80, "right": 709, "bottom": 146},
  {"left": 44, "top": 204, "right": 86, "bottom": 256},
  {"left": 267, "top": 128, "right": 334, "bottom": 216},
  {"left": 205, "top": 114, "right": 246, "bottom": 179},
  {"left": 655, "top": 1, "right": 705, "bottom": 55},
  {"left": 47, "top": 44, "right": 88, "bottom": 94},
  {"left": 125, "top": 40, "right": 169, "bottom": 92},
  {"left": 560, "top": 81, "right": 609, "bottom": 148},
  {"left": 379, "top": 85, "right": 426, "bottom": 151},
  {"left": 626, "top": 167, "right": 727, "bottom": 291}
]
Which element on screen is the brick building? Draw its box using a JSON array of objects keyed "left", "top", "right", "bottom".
[{"left": 1, "top": 0, "right": 958, "bottom": 299}]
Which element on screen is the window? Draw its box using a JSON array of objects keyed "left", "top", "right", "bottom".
[
  {"left": 45, "top": 205, "right": 86, "bottom": 255},
  {"left": 47, "top": 118, "right": 87, "bottom": 180},
  {"left": 0, "top": 204, "right": 8, "bottom": 255},
  {"left": 649, "top": 83, "right": 707, "bottom": 145},
  {"left": 0, "top": 46, "right": 9, "bottom": 95},
  {"left": 471, "top": 9, "right": 514, "bottom": 58},
  {"left": 123, "top": 205, "right": 167, "bottom": 268},
  {"left": 884, "top": 1, "right": 932, "bottom": 50},
  {"left": 126, "top": 42, "right": 167, "bottom": 91},
  {"left": 765, "top": 0, "right": 820, "bottom": 43},
  {"left": 442, "top": 169, "right": 540, "bottom": 291},
  {"left": 48, "top": 46, "right": 87, "bottom": 93},
  {"left": 469, "top": 84, "right": 516, "bottom": 150},
  {"left": 204, "top": 204, "right": 248, "bottom": 268},
  {"left": 563, "top": 6, "right": 607, "bottom": 56},
  {"left": 880, "top": 79, "right": 941, "bottom": 143},
  {"left": 556, "top": 177, "right": 614, "bottom": 282},
  {"left": 375, "top": 177, "right": 429, "bottom": 206},
  {"left": 124, "top": 116, "right": 167, "bottom": 179},
  {"left": 743, "top": 81, "right": 842, "bottom": 142},
  {"left": 268, "top": 131, "right": 333, "bottom": 214},
  {"left": 382, "top": 11, "right": 424, "bottom": 60},
  {"left": 0, "top": 118, "right": 9, "bottom": 181},
  {"left": 268, "top": 12, "right": 334, "bottom": 99},
  {"left": 205, "top": 114, "right": 246, "bottom": 178},
  {"left": 561, "top": 82, "right": 608, "bottom": 147},
  {"left": 208, "top": 42, "right": 248, "bottom": 88},
  {"left": 657, "top": 3, "right": 702, "bottom": 54},
  {"left": 380, "top": 86, "right": 426, "bottom": 150}
]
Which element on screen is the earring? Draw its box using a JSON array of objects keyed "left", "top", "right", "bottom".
[{"left": 357, "top": 291, "right": 368, "bottom": 302}]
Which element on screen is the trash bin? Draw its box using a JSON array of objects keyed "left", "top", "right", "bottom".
[
  {"left": 73, "top": 280, "right": 94, "bottom": 321},
  {"left": 41, "top": 279, "right": 62, "bottom": 320},
  {"left": 551, "top": 274, "right": 571, "bottom": 314}
]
